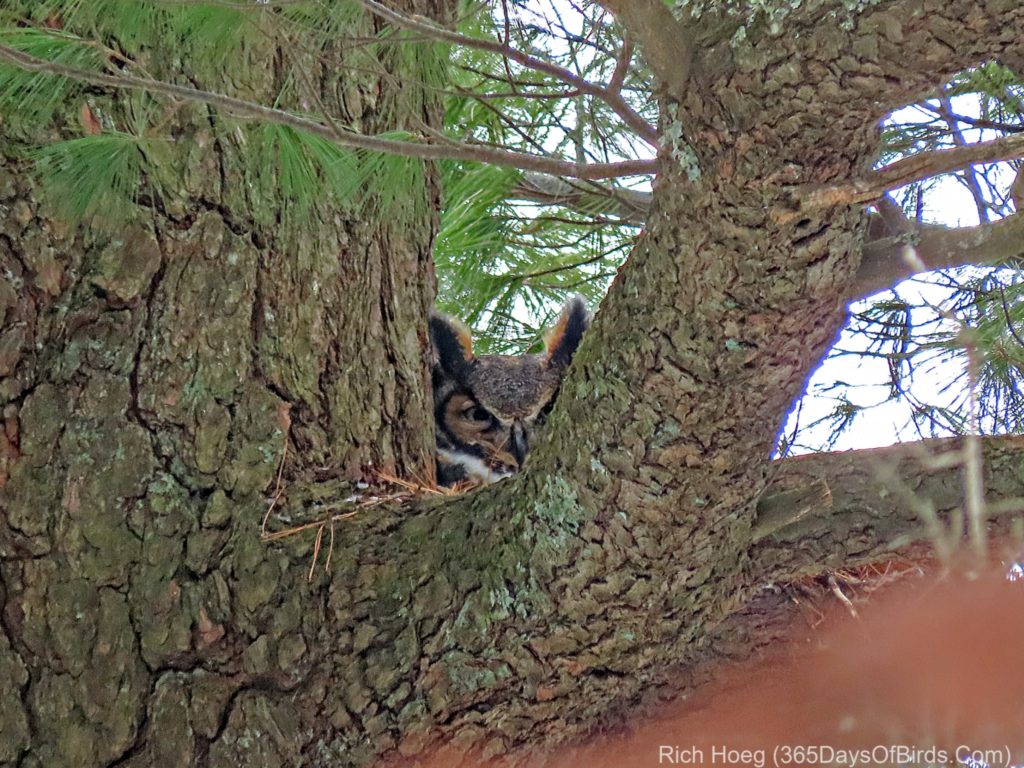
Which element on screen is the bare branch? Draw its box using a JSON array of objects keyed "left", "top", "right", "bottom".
[
  {"left": 917, "top": 101, "right": 1024, "bottom": 136},
  {"left": 352, "top": 0, "right": 659, "bottom": 146},
  {"left": 0, "top": 43, "right": 656, "bottom": 181},
  {"left": 608, "top": 31, "right": 633, "bottom": 95},
  {"left": 598, "top": 0, "right": 693, "bottom": 99},
  {"left": 853, "top": 211, "right": 1024, "bottom": 299},
  {"left": 511, "top": 172, "right": 650, "bottom": 222},
  {"left": 794, "top": 131, "right": 1024, "bottom": 214}
]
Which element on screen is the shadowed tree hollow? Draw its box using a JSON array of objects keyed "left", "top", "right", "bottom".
[{"left": 0, "top": 1, "right": 1023, "bottom": 766}]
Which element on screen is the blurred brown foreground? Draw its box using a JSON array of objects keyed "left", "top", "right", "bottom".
[{"left": 405, "top": 570, "right": 1024, "bottom": 767}]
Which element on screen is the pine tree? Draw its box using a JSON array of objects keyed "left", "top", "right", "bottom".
[{"left": 0, "top": 1, "right": 1023, "bottom": 765}]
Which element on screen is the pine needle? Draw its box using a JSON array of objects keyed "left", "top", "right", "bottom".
[{"left": 30, "top": 132, "right": 150, "bottom": 225}]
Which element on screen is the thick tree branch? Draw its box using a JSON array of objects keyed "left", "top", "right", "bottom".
[
  {"left": 790, "top": 132, "right": 1024, "bottom": 215},
  {"left": 352, "top": 0, "right": 660, "bottom": 146},
  {"left": 817, "top": 0, "right": 1024, "bottom": 118},
  {"left": 0, "top": 43, "right": 657, "bottom": 181},
  {"left": 598, "top": 0, "right": 694, "bottom": 100},
  {"left": 853, "top": 210, "right": 1024, "bottom": 299},
  {"left": 513, "top": 122, "right": 1024, "bottom": 225},
  {"left": 751, "top": 435, "right": 1024, "bottom": 583}
]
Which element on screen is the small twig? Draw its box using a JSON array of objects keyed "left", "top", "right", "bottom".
[
  {"left": 325, "top": 518, "right": 335, "bottom": 573},
  {"left": 828, "top": 574, "right": 859, "bottom": 619},
  {"left": 372, "top": 468, "right": 465, "bottom": 496},
  {"left": 352, "top": 0, "right": 659, "bottom": 146},
  {"left": 261, "top": 431, "right": 289, "bottom": 536},
  {"left": 305, "top": 518, "right": 337, "bottom": 581},
  {"left": 263, "top": 508, "right": 361, "bottom": 542},
  {"left": 308, "top": 523, "right": 325, "bottom": 581}
]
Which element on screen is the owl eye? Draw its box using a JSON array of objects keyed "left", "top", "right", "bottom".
[
  {"left": 463, "top": 404, "right": 493, "bottom": 424},
  {"left": 537, "top": 397, "right": 556, "bottom": 423}
]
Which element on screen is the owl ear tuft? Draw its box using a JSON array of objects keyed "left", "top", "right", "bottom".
[
  {"left": 544, "top": 295, "right": 590, "bottom": 368},
  {"left": 430, "top": 312, "right": 474, "bottom": 376}
]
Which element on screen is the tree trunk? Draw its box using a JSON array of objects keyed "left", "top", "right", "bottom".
[{"left": 0, "top": 2, "right": 450, "bottom": 765}]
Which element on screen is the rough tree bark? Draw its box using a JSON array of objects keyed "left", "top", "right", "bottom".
[
  {"left": 1, "top": 1, "right": 1023, "bottom": 767},
  {"left": 0, "top": 2, "right": 450, "bottom": 765}
]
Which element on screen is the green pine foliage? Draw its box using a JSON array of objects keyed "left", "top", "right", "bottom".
[
  {"left": 254, "top": 124, "right": 355, "bottom": 227},
  {"left": 31, "top": 132, "right": 150, "bottom": 223},
  {"left": 948, "top": 273, "right": 1024, "bottom": 432},
  {"left": 0, "top": 0, "right": 444, "bottom": 235},
  {"left": 0, "top": 27, "right": 102, "bottom": 128},
  {"left": 434, "top": 2, "right": 650, "bottom": 351}
]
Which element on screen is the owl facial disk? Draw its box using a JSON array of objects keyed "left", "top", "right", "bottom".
[
  {"left": 441, "top": 393, "right": 519, "bottom": 471},
  {"left": 429, "top": 297, "right": 591, "bottom": 485}
]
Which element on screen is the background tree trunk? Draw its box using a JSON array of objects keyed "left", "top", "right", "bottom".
[{"left": 0, "top": 2, "right": 450, "bottom": 765}]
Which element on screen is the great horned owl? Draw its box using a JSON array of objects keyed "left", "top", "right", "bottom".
[{"left": 429, "top": 296, "right": 590, "bottom": 485}]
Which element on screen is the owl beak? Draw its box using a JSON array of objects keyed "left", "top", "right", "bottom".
[{"left": 511, "top": 421, "right": 528, "bottom": 468}]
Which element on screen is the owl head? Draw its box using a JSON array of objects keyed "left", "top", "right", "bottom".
[{"left": 430, "top": 296, "right": 590, "bottom": 485}]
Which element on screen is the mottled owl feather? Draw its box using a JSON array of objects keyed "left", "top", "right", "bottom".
[{"left": 429, "top": 297, "right": 590, "bottom": 485}]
